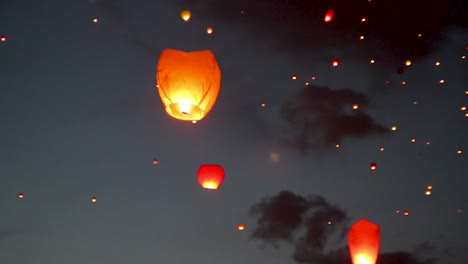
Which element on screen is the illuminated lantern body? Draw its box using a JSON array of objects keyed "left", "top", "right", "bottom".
[
  {"left": 18, "top": 193, "right": 24, "bottom": 199},
  {"left": 197, "top": 164, "right": 225, "bottom": 190},
  {"left": 348, "top": 218, "right": 380, "bottom": 264},
  {"left": 332, "top": 59, "right": 339, "bottom": 66},
  {"left": 157, "top": 49, "right": 221, "bottom": 121},
  {"left": 206, "top": 26, "right": 213, "bottom": 34},
  {"left": 324, "top": 8, "right": 335, "bottom": 22},
  {"left": 0, "top": 35, "right": 6, "bottom": 42},
  {"left": 370, "top": 163, "right": 377, "bottom": 170},
  {"left": 180, "top": 10, "right": 191, "bottom": 21},
  {"left": 91, "top": 197, "right": 97, "bottom": 203},
  {"left": 237, "top": 223, "right": 245, "bottom": 230}
]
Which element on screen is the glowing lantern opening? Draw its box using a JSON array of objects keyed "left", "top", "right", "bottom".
[
  {"left": 156, "top": 48, "right": 221, "bottom": 121},
  {"left": 197, "top": 164, "right": 225, "bottom": 190},
  {"left": 206, "top": 26, "right": 213, "bottom": 34},
  {"left": 348, "top": 218, "right": 380, "bottom": 264},
  {"left": 18, "top": 193, "right": 24, "bottom": 199},
  {"left": 180, "top": 10, "right": 191, "bottom": 21},
  {"left": 91, "top": 197, "right": 97, "bottom": 203},
  {"left": 237, "top": 224, "right": 245, "bottom": 230},
  {"left": 370, "top": 163, "right": 377, "bottom": 170},
  {"left": 0, "top": 35, "right": 6, "bottom": 42}
]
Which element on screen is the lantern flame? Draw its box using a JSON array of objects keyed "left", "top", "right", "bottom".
[{"left": 348, "top": 218, "right": 380, "bottom": 264}]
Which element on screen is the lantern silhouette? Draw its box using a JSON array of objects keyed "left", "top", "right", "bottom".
[
  {"left": 180, "top": 10, "right": 191, "bottom": 21},
  {"left": 156, "top": 48, "right": 221, "bottom": 121},
  {"left": 348, "top": 218, "right": 380, "bottom": 264},
  {"left": 197, "top": 164, "right": 225, "bottom": 190}
]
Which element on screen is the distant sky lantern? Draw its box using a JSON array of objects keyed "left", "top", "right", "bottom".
[
  {"left": 405, "top": 60, "right": 412, "bottom": 66},
  {"left": 425, "top": 190, "right": 431, "bottom": 196},
  {"left": 462, "top": 55, "right": 466, "bottom": 59},
  {"left": 93, "top": 18, "right": 99, "bottom": 23},
  {"left": 156, "top": 48, "right": 221, "bottom": 121},
  {"left": 348, "top": 218, "right": 380, "bottom": 264},
  {"left": 465, "top": 44, "right": 468, "bottom": 50},
  {"left": 197, "top": 164, "right": 225, "bottom": 190},
  {"left": 206, "top": 26, "right": 213, "bottom": 34},
  {"left": 370, "top": 163, "right": 377, "bottom": 170},
  {"left": 439, "top": 79, "right": 445, "bottom": 84},
  {"left": 411, "top": 138, "right": 416, "bottom": 143},
  {"left": 435, "top": 61, "right": 440, "bottom": 66},
  {"left": 396, "top": 66, "right": 404, "bottom": 74},
  {"left": 152, "top": 159, "right": 158, "bottom": 165},
  {"left": 460, "top": 106, "right": 466, "bottom": 111},
  {"left": 391, "top": 126, "right": 397, "bottom": 131},
  {"left": 180, "top": 10, "right": 191, "bottom": 21},
  {"left": 369, "top": 59, "right": 374, "bottom": 63},
  {"left": 311, "top": 76, "right": 316, "bottom": 80},
  {"left": 380, "top": 147, "right": 384, "bottom": 151},
  {"left": 261, "top": 103, "right": 266, "bottom": 107},
  {"left": 291, "top": 74, "right": 297, "bottom": 80},
  {"left": 417, "top": 33, "right": 422, "bottom": 37},
  {"left": 18, "top": 193, "right": 24, "bottom": 199},
  {"left": 237, "top": 223, "right": 245, "bottom": 230},
  {"left": 353, "top": 104, "right": 359, "bottom": 109},
  {"left": 332, "top": 59, "right": 339, "bottom": 67},
  {"left": 91, "top": 197, "right": 97, "bottom": 203},
  {"left": 403, "top": 210, "right": 409, "bottom": 216},
  {"left": 324, "top": 8, "right": 335, "bottom": 22},
  {"left": 0, "top": 35, "right": 6, "bottom": 42},
  {"left": 336, "top": 144, "right": 341, "bottom": 148},
  {"left": 457, "top": 150, "right": 463, "bottom": 154},
  {"left": 426, "top": 141, "right": 431, "bottom": 145},
  {"left": 360, "top": 35, "right": 365, "bottom": 40},
  {"left": 361, "top": 17, "right": 366, "bottom": 22}
]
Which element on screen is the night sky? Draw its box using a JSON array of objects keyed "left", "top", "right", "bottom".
[{"left": 1, "top": 0, "right": 468, "bottom": 263}]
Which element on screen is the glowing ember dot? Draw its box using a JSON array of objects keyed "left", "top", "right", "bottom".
[
  {"left": 427, "top": 185, "right": 432, "bottom": 190},
  {"left": 332, "top": 59, "right": 339, "bottom": 67},
  {"left": 336, "top": 144, "right": 341, "bottom": 148},
  {"left": 425, "top": 190, "right": 431, "bottom": 196},
  {"left": 461, "top": 55, "right": 466, "bottom": 59},
  {"left": 457, "top": 150, "right": 463, "bottom": 154},
  {"left": 305, "top": 82, "right": 310, "bottom": 85},
  {"left": 435, "top": 61, "right": 440, "bottom": 66},
  {"left": 439, "top": 79, "right": 445, "bottom": 84},
  {"left": 261, "top": 103, "right": 266, "bottom": 107},
  {"left": 360, "top": 35, "right": 365, "bottom": 40},
  {"left": 91, "top": 197, "right": 97, "bottom": 203},
  {"left": 380, "top": 147, "right": 384, "bottom": 151},
  {"left": 18, "top": 193, "right": 24, "bottom": 199},
  {"left": 93, "top": 18, "right": 99, "bottom": 23},
  {"left": 370, "top": 59, "right": 375, "bottom": 63},
  {"left": 413, "top": 101, "right": 418, "bottom": 105},
  {"left": 291, "top": 74, "right": 297, "bottom": 80},
  {"left": 465, "top": 113, "right": 468, "bottom": 117},
  {"left": 458, "top": 209, "right": 463, "bottom": 213},
  {"left": 370, "top": 163, "right": 377, "bottom": 170},
  {"left": 240, "top": 10, "right": 244, "bottom": 14},
  {"left": 465, "top": 91, "right": 468, "bottom": 94},
  {"left": 0, "top": 35, "right": 6, "bottom": 42},
  {"left": 352, "top": 104, "right": 359, "bottom": 109},
  {"left": 411, "top": 138, "right": 416, "bottom": 143},
  {"left": 361, "top": 17, "right": 366, "bottom": 22},
  {"left": 206, "top": 26, "right": 213, "bottom": 34},
  {"left": 311, "top": 76, "right": 316, "bottom": 80},
  {"left": 327, "top": 221, "right": 332, "bottom": 225},
  {"left": 391, "top": 126, "right": 397, "bottom": 131},
  {"left": 395, "top": 209, "right": 400, "bottom": 213},
  {"left": 385, "top": 80, "right": 390, "bottom": 84},
  {"left": 426, "top": 141, "right": 431, "bottom": 145},
  {"left": 152, "top": 159, "right": 158, "bottom": 165},
  {"left": 417, "top": 33, "right": 422, "bottom": 37},
  {"left": 405, "top": 60, "right": 412, "bottom": 66},
  {"left": 401, "top": 81, "right": 406, "bottom": 85},
  {"left": 460, "top": 106, "right": 466, "bottom": 111},
  {"left": 403, "top": 211, "right": 409, "bottom": 216},
  {"left": 237, "top": 224, "right": 245, "bottom": 230}
]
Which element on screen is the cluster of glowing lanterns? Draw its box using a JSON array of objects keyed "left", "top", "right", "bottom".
[{"left": 425, "top": 185, "right": 433, "bottom": 196}]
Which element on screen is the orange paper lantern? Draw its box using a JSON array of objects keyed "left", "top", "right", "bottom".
[
  {"left": 157, "top": 49, "right": 221, "bottom": 121},
  {"left": 197, "top": 164, "right": 225, "bottom": 190},
  {"left": 348, "top": 218, "right": 380, "bottom": 264}
]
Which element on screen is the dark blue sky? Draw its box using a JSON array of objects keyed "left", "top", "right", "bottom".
[{"left": 1, "top": 0, "right": 467, "bottom": 263}]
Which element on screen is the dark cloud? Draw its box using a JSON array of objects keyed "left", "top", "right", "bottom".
[
  {"left": 249, "top": 191, "right": 447, "bottom": 264},
  {"left": 281, "top": 85, "right": 388, "bottom": 154}
]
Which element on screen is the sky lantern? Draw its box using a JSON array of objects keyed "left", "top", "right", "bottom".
[
  {"left": 92, "top": 18, "right": 99, "bottom": 23},
  {"left": 180, "top": 10, "right": 191, "bottom": 21},
  {"left": 405, "top": 60, "right": 412, "bottom": 66},
  {"left": 91, "top": 197, "right": 97, "bottom": 203},
  {"left": 370, "top": 163, "right": 377, "bottom": 170},
  {"left": 152, "top": 159, "right": 158, "bottom": 165},
  {"left": 237, "top": 223, "right": 245, "bottom": 230},
  {"left": 156, "top": 48, "right": 221, "bottom": 121},
  {"left": 324, "top": 8, "right": 335, "bottom": 22},
  {"left": 18, "top": 193, "right": 24, "bottom": 199},
  {"left": 348, "top": 218, "right": 380, "bottom": 264},
  {"left": 291, "top": 74, "right": 297, "bottom": 80},
  {"left": 197, "top": 164, "right": 225, "bottom": 190},
  {"left": 332, "top": 59, "right": 339, "bottom": 67},
  {"left": 206, "top": 26, "right": 213, "bottom": 34},
  {"left": 0, "top": 35, "right": 6, "bottom": 42}
]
